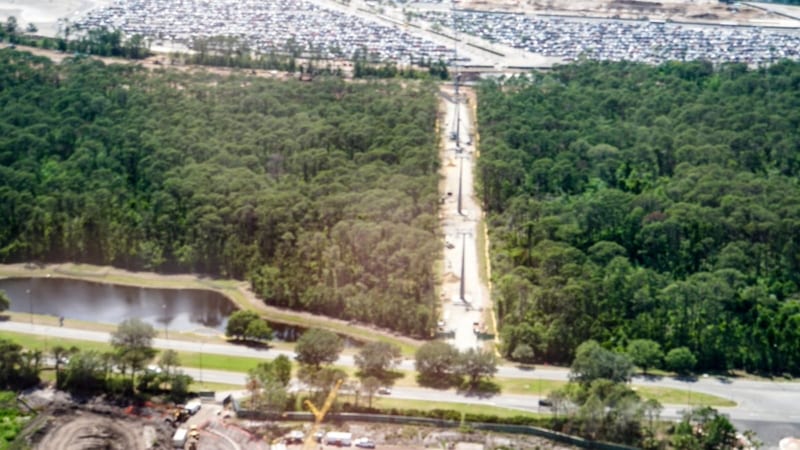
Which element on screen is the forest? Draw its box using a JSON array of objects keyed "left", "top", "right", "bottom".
[
  {"left": 477, "top": 60, "right": 800, "bottom": 375},
  {"left": 0, "top": 49, "right": 441, "bottom": 337}
]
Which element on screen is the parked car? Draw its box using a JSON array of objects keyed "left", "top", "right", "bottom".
[
  {"left": 284, "top": 430, "right": 304, "bottom": 444},
  {"left": 354, "top": 437, "right": 376, "bottom": 448},
  {"left": 377, "top": 387, "right": 391, "bottom": 395}
]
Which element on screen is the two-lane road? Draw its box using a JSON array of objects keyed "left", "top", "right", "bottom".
[{"left": 3, "top": 319, "right": 799, "bottom": 448}]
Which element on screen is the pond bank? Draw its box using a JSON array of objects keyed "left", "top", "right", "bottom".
[{"left": 0, "top": 263, "right": 424, "bottom": 355}]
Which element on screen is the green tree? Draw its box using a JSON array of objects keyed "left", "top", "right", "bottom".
[
  {"left": 225, "top": 310, "right": 260, "bottom": 340},
  {"left": 627, "top": 339, "right": 664, "bottom": 375},
  {"left": 457, "top": 348, "right": 498, "bottom": 388},
  {"left": 5, "top": 16, "right": 17, "bottom": 35},
  {"left": 168, "top": 373, "right": 193, "bottom": 403},
  {"left": 671, "top": 406, "right": 744, "bottom": 450},
  {"left": 665, "top": 347, "right": 697, "bottom": 375},
  {"left": 0, "top": 290, "right": 9, "bottom": 312},
  {"left": 414, "top": 341, "right": 460, "bottom": 387},
  {"left": 245, "top": 319, "right": 272, "bottom": 342},
  {"left": 361, "top": 375, "right": 381, "bottom": 408},
  {"left": 158, "top": 349, "right": 180, "bottom": 376},
  {"left": 570, "top": 340, "right": 634, "bottom": 384},
  {"left": 110, "top": 318, "right": 157, "bottom": 382},
  {"left": 294, "top": 329, "right": 343, "bottom": 368},
  {"left": 273, "top": 354, "right": 292, "bottom": 386},
  {"left": 62, "top": 350, "right": 105, "bottom": 394},
  {"left": 248, "top": 360, "right": 290, "bottom": 412},
  {"left": 51, "top": 345, "right": 69, "bottom": 385},
  {"left": 0, "top": 338, "right": 35, "bottom": 388},
  {"left": 299, "top": 365, "right": 347, "bottom": 404},
  {"left": 354, "top": 341, "right": 401, "bottom": 382},
  {"left": 511, "top": 343, "right": 535, "bottom": 363}
]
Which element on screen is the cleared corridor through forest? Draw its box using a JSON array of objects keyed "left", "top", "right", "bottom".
[{"left": 436, "top": 85, "right": 493, "bottom": 352}]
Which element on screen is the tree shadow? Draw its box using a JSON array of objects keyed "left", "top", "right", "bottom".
[
  {"left": 416, "top": 373, "right": 462, "bottom": 390},
  {"left": 636, "top": 373, "right": 664, "bottom": 382},
  {"left": 674, "top": 374, "right": 698, "bottom": 383},
  {"left": 228, "top": 339, "right": 273, "bottom": 350},
  {"left": 716, "top": 376, "right": 733, "bottom": 384},
  {"left": 457, "top": 380, "right": 501, "bottom": 398}
]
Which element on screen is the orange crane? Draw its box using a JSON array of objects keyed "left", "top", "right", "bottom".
[{"left": 302, "top": 379, "right": 343, "bottom": 450}]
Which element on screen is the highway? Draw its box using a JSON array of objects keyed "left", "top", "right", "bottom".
[{"left": 2, "top": 320, "right": 798, "bottom": 447}]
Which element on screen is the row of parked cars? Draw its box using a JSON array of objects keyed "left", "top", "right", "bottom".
[{"left": 284, "top": 430, "right": 376, "bottom": 448}]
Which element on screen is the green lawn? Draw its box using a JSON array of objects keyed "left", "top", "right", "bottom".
[
  {"left": 367, "top": 397, "right": 545, "bottom": 419},
  {"left": 0, "top": 330, "right": 265, "bottom": 377}
]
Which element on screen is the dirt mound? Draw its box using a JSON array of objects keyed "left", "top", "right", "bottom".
[
  {"left": 22, "top": 405, "right": 174, "bottom": 450},
  {"left": 443, "top": 272, "right": 461, "bottom": 283},
  {"left": 42, "top": 411, "right": 144, "bottom": 449}
]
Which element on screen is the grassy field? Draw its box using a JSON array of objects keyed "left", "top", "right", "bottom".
[{"left": 366, "top": 397, "right": 545, "bottom": 419}]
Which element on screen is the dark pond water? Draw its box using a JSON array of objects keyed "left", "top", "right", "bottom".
[
  {"left": 0, "top": 277, "right": 356, "bottom": 344},
  {"left": 0, "top": 277, "right": 237, "bottom": 332}
]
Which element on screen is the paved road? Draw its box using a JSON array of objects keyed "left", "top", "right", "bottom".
[
  {"left": 5, "top": 321, "right": 800, "bottom": 415},
  {"left": 4, "top": 321, "right": 798, "bottom": 446}
]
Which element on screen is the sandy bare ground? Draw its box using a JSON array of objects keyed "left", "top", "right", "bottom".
[{"left": 0, "top": 0, "right": 112, "bottom": 37}]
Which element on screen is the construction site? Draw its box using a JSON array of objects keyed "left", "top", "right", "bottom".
[{"left": 16, "top": 386, "right": 579, "bottom": 450}]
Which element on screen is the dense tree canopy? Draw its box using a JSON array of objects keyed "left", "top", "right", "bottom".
[
  {"left": 0, "top": 50, "right": 441, "bottom": 337},
  {"left": 479, "top": 60, "right": 800, "bottom": 374}
]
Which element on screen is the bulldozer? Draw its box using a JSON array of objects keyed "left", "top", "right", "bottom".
[{"left": 164, "top": 407, "right": 190, "bottom": 428}]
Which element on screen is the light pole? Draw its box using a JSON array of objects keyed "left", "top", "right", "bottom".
[
  {"left": 459, "top": 233, "right": 466, "bottom": 302},
  {"left": 26, "top": 289, "right": 32, "bottom": 326},
  {"left": 199, "top": 339, "right": 204, "bottom": 386},
  {"left": 162, "top": 304, "right": 168, "bottom": 339}
]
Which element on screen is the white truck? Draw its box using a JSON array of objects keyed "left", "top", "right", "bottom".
[
  {"left": 172, "top": 428, "right": 188, "bottom": 448},
  {"left": 184, "top": 399, "right": 202, "bottom": 415}
]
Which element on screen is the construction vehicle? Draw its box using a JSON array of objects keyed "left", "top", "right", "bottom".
[
  {"left": 187, "top": 425, "right": 200, "bottom": 450},
  {"left": 303, "top": 379, "right": 343, "bottom": 450},
  {"left": 164, "top": 407, "right": 190, "bottom": 428},
  {"left": 172, "top": 428, "right": 188, "bottom": 448}
]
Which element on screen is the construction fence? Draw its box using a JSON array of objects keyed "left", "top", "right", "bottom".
[{"left": 222, "top": 397, "right": 638, "bottom": 450}]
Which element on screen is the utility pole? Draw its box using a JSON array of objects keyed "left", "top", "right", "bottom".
[
  {"left": 460, "top": 232, "right": 466, "bottom": 302},
  {"left": 455, "top": 230, "right": 472, "bottom": 304},
  {"left": 456, "top": 102, "right": 460, "bottom": 145},
  {"left": 457, "top": 155, "right": 464, "bottom": 215}
]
